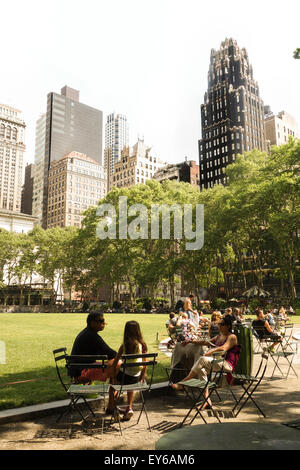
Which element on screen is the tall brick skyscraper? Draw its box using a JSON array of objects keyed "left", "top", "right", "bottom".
[
  {"left": 41, "top": 86, "right": 103, "bottom": 227},
  {"left": 198, "top": 38, "right": 266, "bottom": 189}
]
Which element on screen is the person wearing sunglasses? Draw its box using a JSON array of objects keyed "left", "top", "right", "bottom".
[
  {"left": 171, "top": 315, "right": 239, "bottom": 409},
  {"left": 69, "top": 312, "right": 117, "bottom": 413}
]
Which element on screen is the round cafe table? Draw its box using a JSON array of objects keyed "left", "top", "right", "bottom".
[
  {"left": 170, "top": 342, "right": 204, "bottom": 369},
  {"left": 155, "top": 422, "right": 300, "bottom": 450}
]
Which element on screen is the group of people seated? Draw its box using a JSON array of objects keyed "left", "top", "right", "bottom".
[
  {"left": 67, "top": 299, "right": 291, "bottom": 422},
  {"left": 165, "top": 295, "right": 246, "bottom": 349},
  {"left": 171, "top": 314, "right": 240, "bottom": 409},
  {"left": 69, "top": 312, "right": 148, "bottom": 422}
]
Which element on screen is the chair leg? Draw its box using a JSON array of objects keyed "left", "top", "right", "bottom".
[
  {"left": 270, "top": 356, "right": 285, "bottom": 379},
  {"left": 136, "top": 392, "right": 151, "bottom": 431},
  {"left": 81, "top": 396, "right": 96, "bottom": 419},
  {"left": 234, "top": 382, "right": 266, "bottom": 418}
]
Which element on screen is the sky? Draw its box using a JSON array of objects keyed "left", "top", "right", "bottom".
[{"left": 0, "top": 0, "right": 299, "bottom": 166}]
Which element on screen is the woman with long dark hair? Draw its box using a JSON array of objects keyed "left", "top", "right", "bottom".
[
  {"left": 172, "top": 315, "right": 239, "bottom": 409},
  {"left": 112, "top": 321, "right": 147, "bottom": 421}
]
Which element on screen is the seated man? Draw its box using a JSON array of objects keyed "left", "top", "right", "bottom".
[
  {"left": 166, "top": 312, "right": 178, "bottom": 335},
  {"left": 69, "top": 312, "right": 117, "bottom": 413},
  {"left": 166, "top": 312, "right": 178, "bottom": 349},
  {"left": 265, "top": 309, "right": 275, "bottom": 326},
  {"left": 252, "top": 309, "right": 281, "bottom": 352}
]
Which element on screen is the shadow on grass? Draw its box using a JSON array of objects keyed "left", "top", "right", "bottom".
[
  {"left": 0, "top": 366, "right": 66, "bottom": 411},
  {"left": 0, "top": 360, "right": 170, "bottom": 411}
]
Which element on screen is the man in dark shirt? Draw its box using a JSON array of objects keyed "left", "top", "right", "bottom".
[
  {"left": 70, "top": 312, "right": 117, "bottom": 412},
  {"left": 252, "top": 309, "right": 281, "bottom": 351}
]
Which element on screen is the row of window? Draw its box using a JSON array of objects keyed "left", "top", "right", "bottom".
[{"left": 0, "top": 124, "right": 18, "bottom": 141}]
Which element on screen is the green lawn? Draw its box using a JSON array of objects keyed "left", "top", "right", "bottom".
[
  {"left": 0, "top": 313, "right": 171, "bottom": 411},
  {"left": 1, "top": 312, "right": 299, "bottom": 411}
]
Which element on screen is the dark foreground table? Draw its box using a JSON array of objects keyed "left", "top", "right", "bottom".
[{"left": 156, "top": 422, "right": 300, "bottom": 450}]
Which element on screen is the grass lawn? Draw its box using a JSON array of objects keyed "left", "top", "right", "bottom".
[
  {"left": 0, "top": 313, "right": 171, "bottom": 411},
  {"left": 1, "top": 312, "right": 299, "bottom": 411}
]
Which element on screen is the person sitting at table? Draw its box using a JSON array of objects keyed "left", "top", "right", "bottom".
[
  {"left": 171, "top": 315, "right": 239, "bottom": 409},
  {"left": 209, "top": 311, "right": 222, "bottom": 338},
  {"left": 288, "top": 305, "right": 295, "bottom": 315},
  {"left": 166, "top": 312, "right": 178, "bottom": 334},
  {"left": 166, "top": 312, "right": 178, "bottom": 349},
  {"left": 112, "top": 321, "right": 147, "bottom": 421},
  {"left": 233, "top": 307, "right": 243, "bottom": 323},
  {"left": 252, "top": 309, "right": 282, "bottom": 352},
  {"left": 265, "top": 309, "right": 275, "bottom": 326},
  {"left": 278, "top": 306, "right": 289, "bottom": 322},
  {"left": 199, "top": 310, "right": 210, "bottom": 328},
  {"left": 69, "top": 312, "right": 118, "bottom": 414}
]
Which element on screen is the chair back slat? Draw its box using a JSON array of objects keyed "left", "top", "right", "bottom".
[
  {"left": 121, "top": 353, "right": 158, "bottom": 360},
  {"left": 53, "top": 347, "right": 67, "bottom": 355},
  {"left": 122, "top": 360, "right": 157, "bottom": 368},
  {"left": 54, "top": 354, "right": 68, "bottom": 362},
  {"left": 67, "top": 354, "right": 108, "bottom": 362},
  {"left": 66, "top": 363, "right": 108, "bottom": 369},
  {"left": 118, "top": 353, "right": 158, "bottom": 392}
]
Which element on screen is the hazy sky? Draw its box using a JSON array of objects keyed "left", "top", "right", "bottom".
[{"left": 1, "top": 0, "right": 299, "bottom": 165}]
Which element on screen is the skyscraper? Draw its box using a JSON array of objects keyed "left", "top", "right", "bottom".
[
  {"left": 42, "top": 86, "right": 103, "bottom": 227},
  {"left": 46, "top": 151, "right": 106, "bottom": 229},
  {"left": 21, "top": 163, "right": 34, "bottom": 215},
  {"left": 0, "top": 105, "right": 26, "bottom": 212},
  {"left": 32, "top": 113, "right": 46, "bottom": 224},
  {"left": 198, "top": 38, "right": 266, "bottom": 189},
  {"left": 104, "top": 113, "right": 129, "bottom": 191}
]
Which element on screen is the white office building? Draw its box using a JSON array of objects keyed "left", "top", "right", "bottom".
[
  {"left": 0, "top": 105, "right": 26, "bottom": 212},
  {"left": 104, "top": 113, "right": 129, "bottom": 191}
]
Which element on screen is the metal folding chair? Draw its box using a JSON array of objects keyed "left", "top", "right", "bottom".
[
  {"left": 177, "top": 354, "right": 226, "bottom": 427},
  {"left": 251, "top": 325, "right": 282, "bottom": 353},
  {"left": 53, "top": 348, "right": 110, "bottom": 424},
  {"left": 280, "top": 323, "right": 295, "bottom": 352},
  {"left": 268, "top": 347, "right": 298, "bottom": 380},
  {"left": 230, "top": 351, "right": 269, "bottom": 418},
  {"left": 109, "top": 352, "right": 158, "bottom": 435}
]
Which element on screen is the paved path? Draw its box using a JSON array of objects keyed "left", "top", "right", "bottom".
[{"left": 0, "top": 353, "right": 299, "bottom": 450}]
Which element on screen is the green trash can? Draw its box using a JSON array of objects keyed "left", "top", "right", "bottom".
[{"left": 233, "top": 323, "right": 253, "bottom": 376}]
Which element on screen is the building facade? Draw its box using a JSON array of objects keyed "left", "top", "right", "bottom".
[
  {"left": 153, "top": 159, "right": 200, "bottom": 186},
  {"left": 21, "top": 163, "right": 34, "bottom": 215},
  {"left": 0, "top": 105, "right": 26, "bottom": 212},
  {"left": 0, "top": 209, "right": 37, "bottom": 233},
  {"left": 264, "top": 109, "right": 300, "bottom": 147},
  {"left": 111, "top": 138, "right": 164, "bottom": 189},
  {"left": 104, "top": 113, "right": 129, "bottom": 192},
  {"left": 32, "top": 114, "right": 46, "bottom": 224},
  {"left": 42, "top": 86, "right": 103, "bottom": 227},
  {"left": 198, "top": 38, "right": 266, "bottom": 189},
  {"left": 46, "top": 151, "right": 106, "bottom": 229}
]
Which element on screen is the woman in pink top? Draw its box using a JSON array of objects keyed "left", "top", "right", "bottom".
[{"left": 172, "top": 315, "right": 238, "bottom": 409}]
